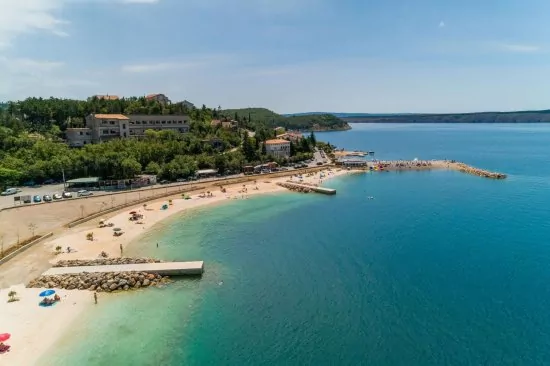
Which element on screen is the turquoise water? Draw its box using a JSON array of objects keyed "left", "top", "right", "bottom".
[{"left": 48, "top": 124, "right": 550, "bottom": 365}]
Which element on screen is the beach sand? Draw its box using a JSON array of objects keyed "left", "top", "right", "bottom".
[
  {"left": 0, "top": 168, "right": 352, "bottom": 365},
  {"left": 0, "top": 285, "right": 90, "bottom": 366}
]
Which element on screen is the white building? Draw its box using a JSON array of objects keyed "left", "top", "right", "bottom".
[
  {"left": 265, "top": 139, "right": 291, "bottom": 159},
  {"left": 66, "top": 128, "right": 92, "bottom": 147},
  {"left": 66, "top": 113, "right": 190, "bottom": 146}
]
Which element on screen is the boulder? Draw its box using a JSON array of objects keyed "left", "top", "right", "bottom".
[
  {"left": 142, "top": 279, "right": 150, "bottom": 287},
  {"left": 109, "top": 283, "right": 119, "bottom": 291}
]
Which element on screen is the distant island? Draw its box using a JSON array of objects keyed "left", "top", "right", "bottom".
[{"left": 288, "top": 110, "right": 550, "bottom": 123}]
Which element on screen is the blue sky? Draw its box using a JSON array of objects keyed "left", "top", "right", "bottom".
[{"left": 1, "top": 0, "right": 550, "bottom": 113}]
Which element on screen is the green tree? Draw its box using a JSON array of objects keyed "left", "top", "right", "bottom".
[
  {"left": 144, "top": 161, "right": 161, "bottom": 175},
  {"left": 121, "top": 158, "right": 142, "bottom": 178}
]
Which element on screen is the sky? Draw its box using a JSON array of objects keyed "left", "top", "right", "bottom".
[{"left": 1, "top": 0, "right": 550, "bottom": 113}]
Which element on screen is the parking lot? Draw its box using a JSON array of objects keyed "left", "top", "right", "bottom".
[{"left": 0, "top": 184, "right": 111, "bottom": 210}]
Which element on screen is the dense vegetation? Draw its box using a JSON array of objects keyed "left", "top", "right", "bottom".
[
  {"left": 222, "top": 108, "right": 350, "bottom": 131},
  {"left": 0, "top": 97, "right": 321, "bottom": 188},
  {"left": 341, "top": 110, "right": 550, "bottom": 123}
]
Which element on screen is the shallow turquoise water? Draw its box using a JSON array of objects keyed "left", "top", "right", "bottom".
[{"left": 48, "top": 124, "right": 550, "bottom": 365}]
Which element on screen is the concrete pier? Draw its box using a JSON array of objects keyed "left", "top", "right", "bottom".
[
  {"left": 277, "top": 182, "right": 336, "bottom": 195},
  {"left": 42, "top": 261, "right": 204, "bottom": 276}
]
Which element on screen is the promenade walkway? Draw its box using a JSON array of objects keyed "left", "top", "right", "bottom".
[{"left": 42, "top": 261, "right": 204, "bottom": 276}]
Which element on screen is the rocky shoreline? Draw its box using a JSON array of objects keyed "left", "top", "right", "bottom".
[
  {"left": 53, "top": 257, "right": 162, "bottom": 267},
  {"left": 28, "top": 271, "right": 172, "bottom": 292}
]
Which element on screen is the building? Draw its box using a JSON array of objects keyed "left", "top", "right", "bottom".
[
  {"left": 179, "top": 100, "right": 195, "bottom": 109},
  {"left": 146, "top": 93, "right": 171, "bottom": 104},
  {"left": 65, "top": 128, "right": 92, "bottom": 147},
  {"left": 128, "top": 115, "right": 190, "bottom": 137},
  {"left": 65, "top": 113, "right": 190, "bottom": 146},
  {"left": 264, "top": 139, "right": 291, "bottom": 159},
  {"left": 276, "top": 132, "right": 303, "bottom": 142},
  {"left": 89, "top": 95, "right": 119, "bottom": 101},
  {"left": 211, "top": 119, "right": 238, "bottom": 129}
]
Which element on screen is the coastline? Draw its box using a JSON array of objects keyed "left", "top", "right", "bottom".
[{"left": 0, "top": 168, "right": 351, "bottom": 366}]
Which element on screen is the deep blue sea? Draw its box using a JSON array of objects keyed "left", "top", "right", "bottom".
[{"left": 47, "top": 124, "right": 550, "bottom": 365}]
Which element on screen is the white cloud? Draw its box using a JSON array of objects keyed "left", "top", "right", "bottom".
[
  {"left": 121, "top": 61, "right": 201, "bottom": 73},
  {"left": 439, "top": 21, "right": 445, "bottom": 28},
  {"left": 0, "top": 0, "right": 69, "bottom": 48},
  {"left": 498, "top": 43, "right": 541, "bottom": 53}
]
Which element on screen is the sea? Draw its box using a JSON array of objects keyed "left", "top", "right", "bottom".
[{"left": 45, "top": 123, "right": 550, "bottom": 366}]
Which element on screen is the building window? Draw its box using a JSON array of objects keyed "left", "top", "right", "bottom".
[
  {"left": 110, "top": 121, "right": 115, "bottom": 125},
  {"left": 79, "top": 131, "right": 83, "bottom": 136},
  {"left": 123, "top": 124, "right": 126, "bottom": 129},
  {"left": 156, "top": 121, "right": 160, "bottom": 125},
  {"left": 162, "top": 121, "right": 166, "bottom": 124}
]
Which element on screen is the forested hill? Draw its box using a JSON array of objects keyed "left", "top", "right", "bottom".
[
  {"left": 341, "top": 110, "right": 550, "bottom": 123},
  {"left": 222, "top": 108, "right": 350, "bottom": 131}
]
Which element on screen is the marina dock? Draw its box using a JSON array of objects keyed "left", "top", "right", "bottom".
[{"left": 42, "top": 261, "right": 204, "bottom": 276}]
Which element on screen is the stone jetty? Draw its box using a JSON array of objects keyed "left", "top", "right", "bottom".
[
  {"left": 452, "top": 162, "right": 507, "bottom": 179},
  {"left": 28, "top": 271, "right": 171, "bottom": 292},
  {"left": 277, "top": 182, "right": 336, "bottom": 195},
  {"left": 53, "top": 257, "right": 162, "bottom": 268},
  {"left": 277, "top": 182, "right": 313, "bottom": 193}
]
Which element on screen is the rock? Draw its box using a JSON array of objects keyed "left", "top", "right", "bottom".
[
  {"left": 123, "top": 285, "right": 129, "bottom": 291},
  {"left": 47, "top": 281, "right": 56, "bottom": 288},
  {"left": 134, "top": 281, "right": 141, "bottom": 288},
  {"left": 142, "top": 279, "right": 150, "bottom": 287},
  {"left": 88, "top": 285, "right": 96, "bottom": 291},
  {"left": 109, "top": 283, "right": 118, "bottom": 291}
]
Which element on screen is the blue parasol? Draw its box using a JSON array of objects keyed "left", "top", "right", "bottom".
[{"left": 39, "top": 289, "right": 55, "bottom": 297}]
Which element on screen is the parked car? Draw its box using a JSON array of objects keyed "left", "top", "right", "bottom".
[
  {"left": 159, "top": 180, "right": 170, "bottom": 185},
  {"left": 33, "top": 195, "right": 42, "bottom": 203},
  {"left": 1, "top": 188, "right": 21, "bottom": 196},
  {"left": 43, "top": 195, "right": 52, "bottom": 202},
  {"left": 53, "top": 193, "right": 62, "bottom": 200},
  {"left": 176, "top": 178, "right": 187, "bottom": 182},
  {"left": 77, "top": 190, "right": 93, "bottom": 197},
  {"left": 62, "top": 191, "right": 72, "bottom": 198}
]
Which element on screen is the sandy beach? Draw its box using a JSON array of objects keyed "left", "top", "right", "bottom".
[{"left": 0, "top": 168, "right": 352, "bottom": 366}]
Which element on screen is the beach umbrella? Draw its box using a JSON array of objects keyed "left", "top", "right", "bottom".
[
  {"left": 129, "top": 211, "right": 137, "bottom": 214},
  {"left": 0, "top": 333, "right": 10, "bottom": 342},
  {"left": 113, "top": 228, "right": 122, "bottom": 232},
  {"left": 39, "top": 289, "right": 55, "bottom": 297}
]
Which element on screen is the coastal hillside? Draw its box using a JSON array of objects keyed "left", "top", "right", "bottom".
[
  {"left": 222, "top": 108, "right": 350, "bottom": 131},
  {"left": 340, "top": 110, "right": 550, "bottom": 123}
]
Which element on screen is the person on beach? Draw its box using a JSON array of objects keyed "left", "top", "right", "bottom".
[
  {"left": 94, "top": 292, "right": 98, "bottom": 304},
  {"left": 120, "top": 243, "right": 123, "bottom": 256},
  {"left": 156, "top": 242, "right": 159, "bottom": 248}
]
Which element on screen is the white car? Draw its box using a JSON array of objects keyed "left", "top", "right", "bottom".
[
  {"left": 53, "top": 193, "right": 62, "bottom": 200},
  {"left": 77, "top": 190, "right": 93, "bottom": 197},
  {"left": 0, "top": 188, "right": 20, "bottom": 196}
]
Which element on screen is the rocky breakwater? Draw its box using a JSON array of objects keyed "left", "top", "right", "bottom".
[
  {"left": 453, "top": 163, "right": 507, "bottom": 179},
  {"left": 277, "top": 182, "right": 312, "bottom": 193},
  {"left": 54, "top": 257, "right": 162, "bottom": 267},
  {"left": 28, "top": 271, "right": 171, "bottom": 292}
]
